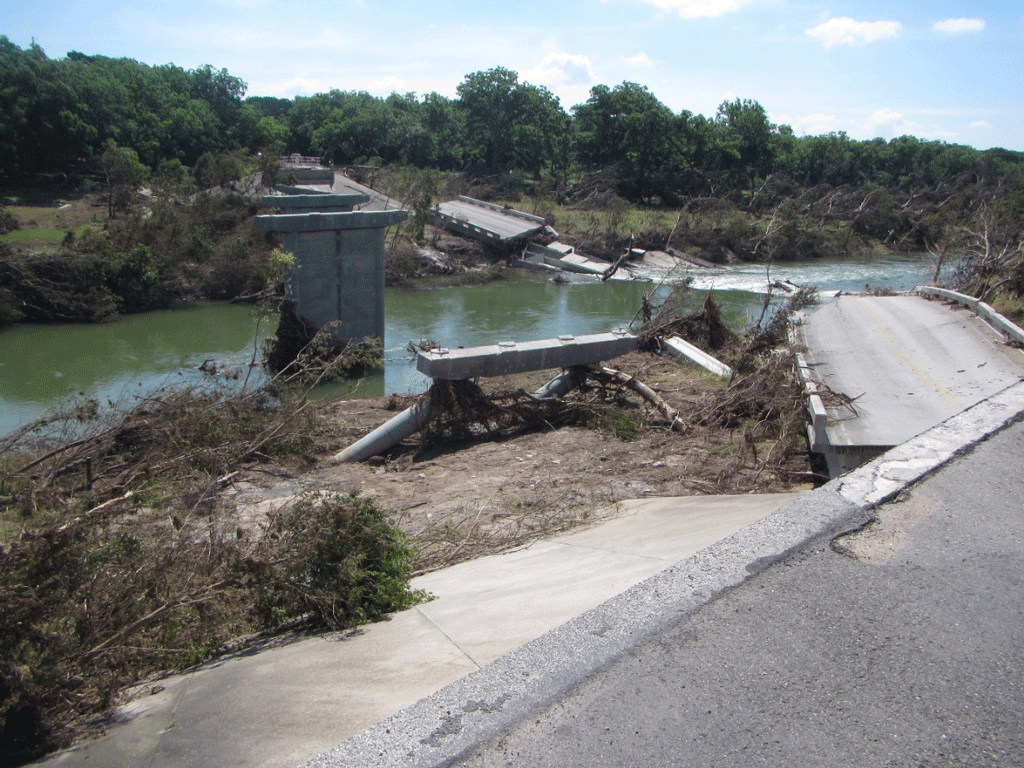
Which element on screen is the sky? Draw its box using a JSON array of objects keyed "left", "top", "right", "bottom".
[{"left": 4, "top": 0, "right": 1023, "bottom": 151}]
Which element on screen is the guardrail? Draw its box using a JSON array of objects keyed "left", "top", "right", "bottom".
[
  {"left": 794, "top": 351, "right": 828, "bottom": 452},
  {"left": 280, "top": 154, "right": 323, "bottom": 166},
  {"left": 914, "top": 286, "right": 1024, "bottom": 345}
]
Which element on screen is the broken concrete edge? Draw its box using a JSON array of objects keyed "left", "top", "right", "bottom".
[
  {"left": 301, "top": 380, "right": 1024, "bottom": 768},
  {"left": 915, "top": 285, "right": 1024, "bottom": 346}
]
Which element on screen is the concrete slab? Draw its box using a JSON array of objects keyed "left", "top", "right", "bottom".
[
  {"left": 329, "top": 174, "right": 402, "bottom": 212},
  {"left": 415, "top": 493, "right": 801, "bottom": 667},
  {"left": 661, "top": 335, "right": 732, "bottom": 377},
  {"left": 36, "top": 492, "right": 800, "bottom": 768},
  {"left": 433, "top": 198, "right": 545, "bottom": 243},
  {"left": 520, "top": 242, "right": 614, "bottom": 276}
]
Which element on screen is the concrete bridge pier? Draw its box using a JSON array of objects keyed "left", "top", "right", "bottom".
[{"left": 256, "top": 207, "right": 407, "bottom": 347}]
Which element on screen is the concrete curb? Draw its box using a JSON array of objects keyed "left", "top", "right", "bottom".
[{"left": 302, "top": 380, "right": 1024, "bottom": 768}]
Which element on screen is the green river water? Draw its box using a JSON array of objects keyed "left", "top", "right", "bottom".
[{"left": 0, "top": 255, "right": 936, "bottom": 438}]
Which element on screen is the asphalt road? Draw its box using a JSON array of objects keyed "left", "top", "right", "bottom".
[
  {"left": 797, "top": 294, "right": 1024, "bottom": 448},
  {"left": 451, "top": 417, "right": 1024, "bottom": 768}
]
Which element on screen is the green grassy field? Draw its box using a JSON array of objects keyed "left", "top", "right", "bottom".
[{"left": 0, "top": 195, "right": 104, "bottom": 252}]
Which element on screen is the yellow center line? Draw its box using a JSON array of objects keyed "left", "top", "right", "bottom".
[{"left": 851, "top": 299, "right": 965, "bottom": 407}]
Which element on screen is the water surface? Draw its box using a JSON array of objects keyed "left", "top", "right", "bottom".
[{"left": 0, "top": 255, "right": 935, "bottom": 437}]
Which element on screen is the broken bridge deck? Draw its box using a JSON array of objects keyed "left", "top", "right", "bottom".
[{"left": 433, "top": 197, "right": 546, "bottom": 243}]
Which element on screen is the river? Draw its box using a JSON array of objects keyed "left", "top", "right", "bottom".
[{"left": 0, "top": 254, "right": 936, "bottom": 438}]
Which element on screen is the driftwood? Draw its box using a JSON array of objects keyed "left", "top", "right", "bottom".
[
  {"left": 601, "top": 246, "right": 632, "bottom": 282},
  {"left": 586, "top": 364, "right": 685, "bottom": 432}
]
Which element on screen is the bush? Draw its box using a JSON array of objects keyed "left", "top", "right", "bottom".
[
  {"left": 0, "top": 488, "right": 423, "bottom": 763},
  {"left": 253, "top": 492, "right": 427, "bottom": 629},
  {"left": 0, "top": 210, "right": 19, "bottom": 235}
]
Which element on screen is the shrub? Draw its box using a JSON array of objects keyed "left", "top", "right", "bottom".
[{"left": 253, "top": 492, "right": 427, "bottom": 629}]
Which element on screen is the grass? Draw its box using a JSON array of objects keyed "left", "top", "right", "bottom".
[
  {"left": 499, "top": 196, "right": 680, "bottom": 243},
  {"left": 1, "top": 195, "right": 105, "bottom": 253},
  {"left": 0, "top": 227, "right": 72, "bottom": 246}
]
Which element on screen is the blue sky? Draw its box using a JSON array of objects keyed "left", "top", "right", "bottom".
[{"left": 5, "top": 0, "right": 1023, "bottom": 150}]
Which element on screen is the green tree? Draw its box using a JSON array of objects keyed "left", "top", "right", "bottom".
[
  {"left": 457, "top": 67, "right": 521, "bottom": 173},
  {"left": 715, "top": 98, "right": 776, "bottom": 199},
  {"left": 417, "top": 92, "right": 465, "bottom": 169},
  {"left": 310, "top": 91, "right": 392, "bottom": 164},
  {"left": 456, "top": 67, "right": 570, "bottom": 177},
  {"left": 100, "top": 139, "right": 148, "bottom": 217},
  {"left": 190, "top": 64, "right": 246, "bottom": 149},
  {"left": 573, "top": 82, "right": 677, "bottom": 202}
]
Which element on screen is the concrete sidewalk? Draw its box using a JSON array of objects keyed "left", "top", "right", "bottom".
[{"left": 37, "top": 493, "right": 801, "bottom": 768}]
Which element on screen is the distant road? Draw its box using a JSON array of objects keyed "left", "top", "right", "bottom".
[{"left": 796, "top": 294, "right": 1024, "bottom": 453}]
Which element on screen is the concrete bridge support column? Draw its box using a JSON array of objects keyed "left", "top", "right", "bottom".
[{"left": 256, "top": 209, "right": 407, "bottom": 346}]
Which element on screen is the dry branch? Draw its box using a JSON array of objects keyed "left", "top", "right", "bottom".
[{"left": 586, "top": 365, "right": 685, "bottom": 431}]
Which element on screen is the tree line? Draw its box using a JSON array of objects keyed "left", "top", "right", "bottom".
[{"left": 3, "top": 38, "right": 1023, "bottom": 206}]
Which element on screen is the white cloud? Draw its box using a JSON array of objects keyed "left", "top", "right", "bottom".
[
  {"left": 260, "top": 77, "right": 334, "bottom": 97},
  {"left": 635, "top": 0, "right": 750, "bottom": 19},
  {"left": 366, "top": 75, "right": 410, "bottom": 94},
  {"left": 523, "top": 51, "right": 597, "bottom": 87},
  {"left": 862, "top": 108, "right": 915, "bottom": 137},
  {"left": 970, "top": 120, "right": 992, "bottom": 130},
  {"left": 627, "top": 52, "right": 655, "bottom": 67},
  {"left": 784, "top": 108, "right": 962, "bottom": 142},
  {"left": 932, "top": 18, "right": 986, "bottom": 35},
  {"left": 806, "top": 17, "right": 901, "bottom": 48},
  {"left": 789, "top": 112, "right": 841, "bottom": 136}
]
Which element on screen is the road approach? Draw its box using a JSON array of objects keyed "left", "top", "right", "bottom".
[{"left": 449, "top": 417, "right": 1024, "bottom": 767}]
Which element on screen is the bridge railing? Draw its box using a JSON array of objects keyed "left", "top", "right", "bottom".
[{"left": 915, "top": 286, "right": 1024, "bottom": 346}]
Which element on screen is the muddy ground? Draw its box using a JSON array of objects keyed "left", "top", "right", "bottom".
[{"left": 226, "top": 351, "right": 820, "bottom": 572}]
